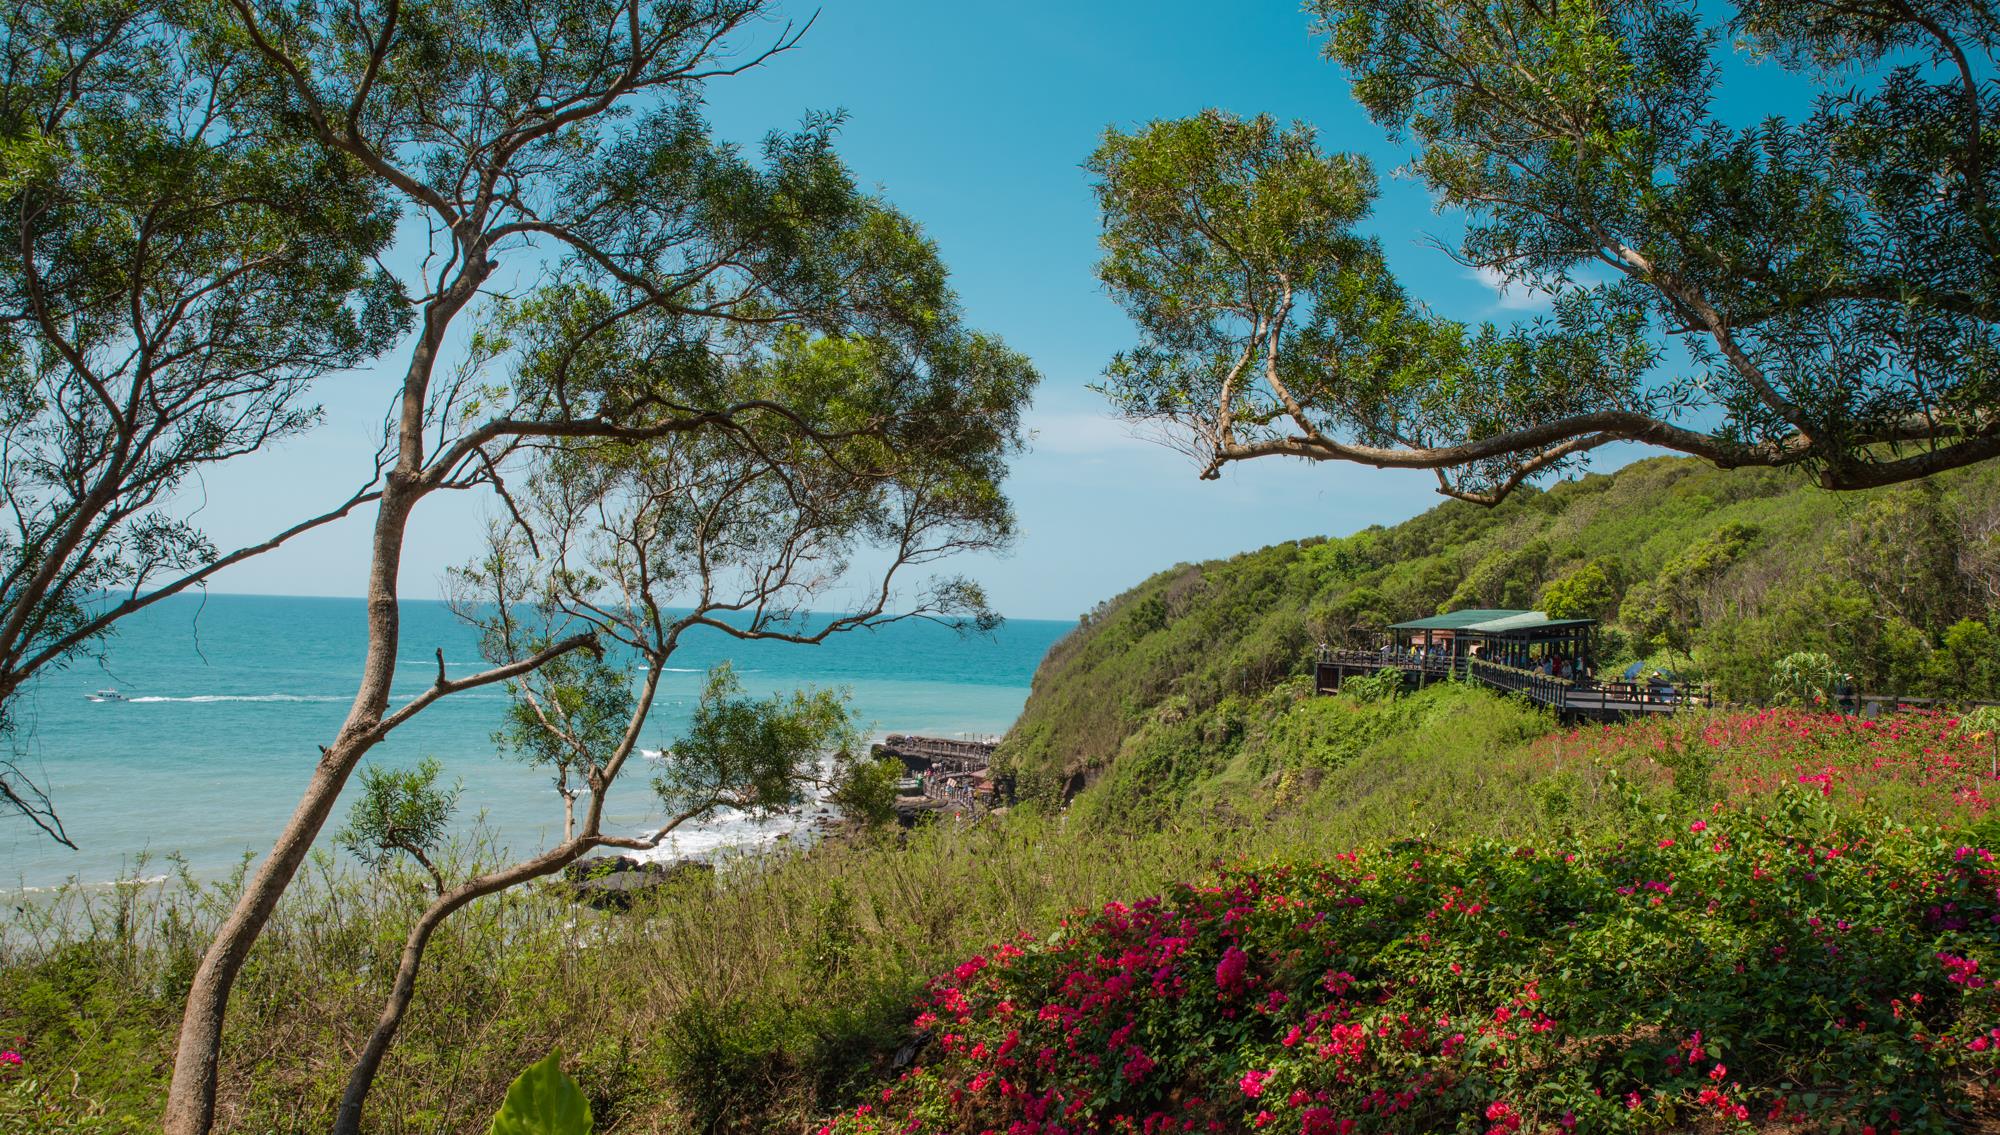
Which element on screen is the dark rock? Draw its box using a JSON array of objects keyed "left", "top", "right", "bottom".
[
  {"left": 891, "top": 1028, "right": 934, "bottom": 1070},
  {"left": 893, "top": 797, "right": 951, "bottom": 829},
  {"left": 564, "top": 855, "right": 712, "bottom": 910}
]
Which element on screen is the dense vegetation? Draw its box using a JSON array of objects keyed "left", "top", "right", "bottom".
[
  {"left": 6, "top": 683, "right": 2000, "bottom": 1132},
  {"left": 998, "top": 458, "right": 2000, "bottom": 817},
  {"left": 825, "top": 793, "right": 2000, "bottom": 1135},
  {"left": 12, "top": 459, "right": 2000, "bottom": 1133}
]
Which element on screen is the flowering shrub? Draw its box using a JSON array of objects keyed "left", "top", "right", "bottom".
[
  {"left": 0, "top": 1043, "right": 117, "bottom": 1134},
  {"left": 823, "top": 791, "right": 2000, "bottom": 1134},
  {"left": 1550, "top": 707, "right": 2000, "bottom": 821}
]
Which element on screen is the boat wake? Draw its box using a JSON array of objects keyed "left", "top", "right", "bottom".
[{"left": 128, "top": 693, "right": 349, "bottom": 703}]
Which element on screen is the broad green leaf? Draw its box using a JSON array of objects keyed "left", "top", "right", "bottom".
[{"left": 488, "top": 1051, "right": 592, "bottom": 1135}]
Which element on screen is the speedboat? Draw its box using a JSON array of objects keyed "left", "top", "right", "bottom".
[{"left": 85, "top": 688, "right": 128, "bottom": 702}]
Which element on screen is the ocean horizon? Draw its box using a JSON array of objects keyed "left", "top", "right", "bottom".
[{"left": 2, "top": 593, "right": 1069, "bottom": 892}]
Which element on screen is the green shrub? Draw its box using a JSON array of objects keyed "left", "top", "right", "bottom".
[
  {"left": 1770, "top": 651, "right": 1841, "bottom": 708},
  {"left": 1338, "top": 667, "right": 1404, "bottom": 704},
  {"left": 825, "top": 793, "right": 2000, "bottom": 1135}
]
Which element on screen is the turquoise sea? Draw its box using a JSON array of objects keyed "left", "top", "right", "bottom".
[{"left": 2, "top": 594, "right": 1070, "bottom": 891}]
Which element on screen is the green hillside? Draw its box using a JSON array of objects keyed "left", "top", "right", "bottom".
[{"left": 998, "top": 457, "right": 2000, "bottom": 815}]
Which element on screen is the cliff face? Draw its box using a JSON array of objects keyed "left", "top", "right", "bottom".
[{"left": 997, "top": 457, "right": 2000, "bottom": 812}]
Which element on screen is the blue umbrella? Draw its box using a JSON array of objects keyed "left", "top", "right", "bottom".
[{"left": 1623, "top": 660, "right": 1645, "bottom": 681}]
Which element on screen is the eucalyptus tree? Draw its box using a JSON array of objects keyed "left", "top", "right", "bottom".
[
  {"left": 160, "top": 2, "right": 1036, "bottom": 1132},
  {"left": 0, "top": 0, "right": 403, "bottom": 843},
  {"left": 1095, "top": 0, "right": 2000, "bottom": 505},
  {"left": 332, "top": 288, "right": 1024, "bottom": 1131}
]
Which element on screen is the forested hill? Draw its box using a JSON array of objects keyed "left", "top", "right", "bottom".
[{"left": 996, "top": 456, "right": 2000, "bottom": 811}]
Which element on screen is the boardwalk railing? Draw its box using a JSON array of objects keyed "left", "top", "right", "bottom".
[
  {"left": 879, "top": 734, "right": 998, "bottom": 762},
  {"left": 1315, "top": 648, "right": 1711, "bottom": 719},
  {"left": 1466, "top": 657, "right": 1575, "bottom": 708}
]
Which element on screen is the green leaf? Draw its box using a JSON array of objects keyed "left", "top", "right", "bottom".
[{"left": 488, "top": 1051, "right": 592, "bottom": 1135}]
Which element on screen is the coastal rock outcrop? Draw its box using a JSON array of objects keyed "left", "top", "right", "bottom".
[{"left": 562, "top": 855, "right": 712, "bottom": 910}]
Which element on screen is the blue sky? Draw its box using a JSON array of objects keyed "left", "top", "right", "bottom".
[{"left": 189, "top": 1, "right": 1717, "bottom": 621}]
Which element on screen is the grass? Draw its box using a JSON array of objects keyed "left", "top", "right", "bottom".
[
  {"left": 7, "top": 684, "right": 2000, "bottom": 1132},
  {"left": 3, "top": 812, "right": 1380, "bottom": 1133}
]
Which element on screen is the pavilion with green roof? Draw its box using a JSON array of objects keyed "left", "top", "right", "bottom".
[
  {"left": 1387, "top": 608, "right": 1596, "bottom": 672},
  {"left": 1315, "top": 607, "right": 1703, "bottom": 719}
]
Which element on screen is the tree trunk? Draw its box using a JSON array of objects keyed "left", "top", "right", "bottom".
[
  {"left": 330, "top": 666, "right": 662, "bottom": 1135},
  {"left": 329, "top": 838, "right": 597, "bottom": 1135},
  {"left": 161, "top": 240, "right": 489, "bottom": 1135},
  {"left": 161, "top": 477, "right": 418, "bottom": 1135}
]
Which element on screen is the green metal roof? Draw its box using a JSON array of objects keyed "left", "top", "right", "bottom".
[
  {"left": 1469, "top": 611, "right": 1596, "bottom": 635},
  {"left": 1388, "top": 608, "right": 1531, "bottom": 631},
  {"left": 1389, "top": 609, "right": 1597, "bottom": 635}
]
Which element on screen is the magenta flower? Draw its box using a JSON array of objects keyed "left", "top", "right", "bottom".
[{"left": 1215, "top": 944, "right": 1249, "bottom": 992}]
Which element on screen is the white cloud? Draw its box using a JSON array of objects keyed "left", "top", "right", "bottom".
[{"left": 1467, "top": 265, "right": 1555, "bottom": 313}]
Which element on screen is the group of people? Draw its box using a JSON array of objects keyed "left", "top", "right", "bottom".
[
  {"left": 1371, "top": 640, "right": 1591, "bottom": 677},
  {"left": 1534, "top": 654, "right": 1587, "bottom": 680},
  {"left": 919, "top": 767, "right": 985, "bottom": 805}
]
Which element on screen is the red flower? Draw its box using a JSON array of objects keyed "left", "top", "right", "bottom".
[{"left": 1215, "top": 945, "right": 1250, "bottom": 993}]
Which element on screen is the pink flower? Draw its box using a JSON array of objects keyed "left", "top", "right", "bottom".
[
  {"left": 1215, "top": 945, "right": 1250, "bottom": 992},
  {"left": 1238, "top": 1068, "right": 1270, "bottom": 1098},
  {"left": 0, "top": 1050, "right": 19, "bottom": 1066},
  {"left": 1690, "top": 820, "right": 1708, "bottom": 832}
]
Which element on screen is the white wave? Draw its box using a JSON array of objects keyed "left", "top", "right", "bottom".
[
  {"left": 661, "top": 667, "right": 760, "bottom": 673},
  {"left": 123, "top": 691, "right": 513, "bottom": 705},
  {"left": 3, "top": 873, "right": 169, "bottom": 896},
  {"left": 127, "top": 694, "right": 349, "bottom": 704}
]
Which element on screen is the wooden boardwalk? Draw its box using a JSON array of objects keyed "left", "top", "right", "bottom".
[
  {"left": 874, "top": 734, "right": 997, "bottom": 769},
  {"left": 873, "top": 734, "right": 1004, "bottom": 810},
  {"left": 1314, "top": 650, "right": 1708, "bottom": 722}
]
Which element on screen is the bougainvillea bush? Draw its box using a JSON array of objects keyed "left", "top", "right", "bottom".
[
  {"left": 824, "top": 791, "right": 2000, "bottom": 1135},
  {"left": 1558, "top": 707, "right": 2000, "bottom": 823}
]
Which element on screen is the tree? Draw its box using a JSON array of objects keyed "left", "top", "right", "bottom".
[
  {"left": 1539, "top": 559, "right": 1624, "bottom": 622},
  {"left": 157, "top": 2, "right": 1036, "bottom": 1131},
  {"left": 829, "top": 752, "right": 905, "bottom": 829},
  {"left": 335, "top": 661, "right": 855, "bottom": 1135},
  {"left": 0, "top": 0, "right": 404, "bottom": 844},
  {"left": 1442, "top": 540, "right": 1548, "bottom": 612},
  {"left": 336, "top": 757, "right": 462, "bottom": 894},
  {"left": 1095, "top": 0, "right": 2000, "bottom": 504},
  {"left": 1928, "top": 618, "right": 2000, "bottom": 703},
  {"left": 332, "top": 282, "right": 1016, "bottom": 1126},
  {"left": 1841, "top": 480, "right": 1973, "bottom": 633},
  {"left": 1620, "top": 521, "right": 1759, "bottom": 658},
  {"left": 492, "top": 645, "right": 635, "bottom": 842},
  {"left": 1770, "top": 650, "right": 1840, "bottom": 708}
]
